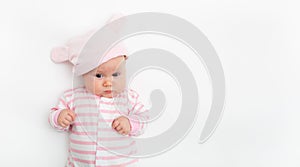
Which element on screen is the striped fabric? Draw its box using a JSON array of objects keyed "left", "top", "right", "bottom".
[{"left": 49, "top": 87, "right": 149, "bottom": 167}]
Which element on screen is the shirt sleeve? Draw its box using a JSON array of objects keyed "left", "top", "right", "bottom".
[
  {"left": 127, "top": 90, "right": 149, "bottom": 136},
  {"left": 48, "top": 92, "right": 71, "bottom": 132}
]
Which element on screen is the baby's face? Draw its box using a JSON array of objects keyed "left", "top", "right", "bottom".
[{"left": 83, "top": 56, "right": 126, "bottom": 98}]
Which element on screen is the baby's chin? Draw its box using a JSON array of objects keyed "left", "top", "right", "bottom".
[
  {"left": 101, "top": 95, "right": 113, "bottom": 98},
  {"left": 98, "top": 91, "right": 121, "bottom": 98}
]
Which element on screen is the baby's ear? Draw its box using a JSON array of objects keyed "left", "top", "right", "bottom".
[{"left": 50, "top": 46, "right": 69, "bottom": 63}]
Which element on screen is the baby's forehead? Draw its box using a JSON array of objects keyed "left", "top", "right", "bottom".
[{"left": 95, "top": 61, "right": 126, "bottom": 72}]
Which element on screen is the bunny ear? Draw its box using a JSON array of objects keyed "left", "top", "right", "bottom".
[
  {"left": 106, "top": 13, "right": 127, "bottom": 33},
  {"left": 50, "top": 46, "right": 69, "bottom": 63},
  {"left": 106, "top": 13, "right": 124, "bottom": 23}
]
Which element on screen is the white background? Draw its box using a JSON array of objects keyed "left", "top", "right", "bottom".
[{"left": 0, "top": 0, "right": 299, "bottom": 166}]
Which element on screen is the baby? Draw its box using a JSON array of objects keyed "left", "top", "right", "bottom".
[{"left": 49, "top": 17, "right": 148, "bottom": 167}]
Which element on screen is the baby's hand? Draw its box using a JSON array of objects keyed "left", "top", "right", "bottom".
[
  {"left": 57, "top": 109, "right": 76, "bottom": 128},
  {"left": 112, "top": 116, "right": 131, "bottom": 135}
]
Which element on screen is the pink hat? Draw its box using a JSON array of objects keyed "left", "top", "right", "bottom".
[{"left": 51, "top": 14, "right": 128, "bottom": 76}]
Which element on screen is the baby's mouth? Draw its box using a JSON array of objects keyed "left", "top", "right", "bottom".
[{"left": 104, "top": 90, "right": 112, "bottom": 94}]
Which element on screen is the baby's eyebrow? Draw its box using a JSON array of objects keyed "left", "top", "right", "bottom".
[{"left": 96, "top": 69, "right": 104, "bottom": 73}]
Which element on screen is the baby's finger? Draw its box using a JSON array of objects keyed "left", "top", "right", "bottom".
[
  {"left": 63, "top": 119, "right": 71, "bottom": 126},
  {"left": 115, "top": 125, "right": 123, "bottom": 131},
  {"left": 112, "top": 120, "right": 120, "bottom": 129},
  {"left": 124, "top": 131, "right": 129, "bottom": 135},
  {"left": 119, "top": 129, "right": 125, "bottom": 134},
  {"left": 60, "top": 122, "right": 68, "bottom": 128},
  {"left": 67, "top": 111, "right": 76, "bottom": 121},
  {"left": 65, "top": 115, "right": 73, "bottom": 122},
  {"left": 120, "top": 129, "right": 129, "bottom": 135}
]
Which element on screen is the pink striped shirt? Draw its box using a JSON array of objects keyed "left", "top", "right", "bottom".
[{"left": 49, "top": 87, "right": 148, "bottom": 167}]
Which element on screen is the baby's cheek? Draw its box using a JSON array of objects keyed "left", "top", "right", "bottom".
[
  {"left": 115, "top": 84, "right": 126, "bottom": 93},
  {"left": 91, "top": 84, "right": 100, "bottom": 95},
  {"left": 115, "top": 78, "right": 126, "bottom": 89},
  {"left": 83, "top": 76, "right": 94, "bottom": 91},
  {"left": 84, "top": 80, "right": 99, "bottom": 95}
]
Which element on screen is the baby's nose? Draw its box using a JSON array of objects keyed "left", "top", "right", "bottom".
[{"left": 103, "top": 78, "right": 112, "bottom": 87}]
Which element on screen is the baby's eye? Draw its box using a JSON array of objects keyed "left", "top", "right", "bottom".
[
  {"left": 112, "top": 72, "right": 121, "bottom": 77},
  {"left": 95, "top": 73, "right": 103, "bottom": 78}
]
